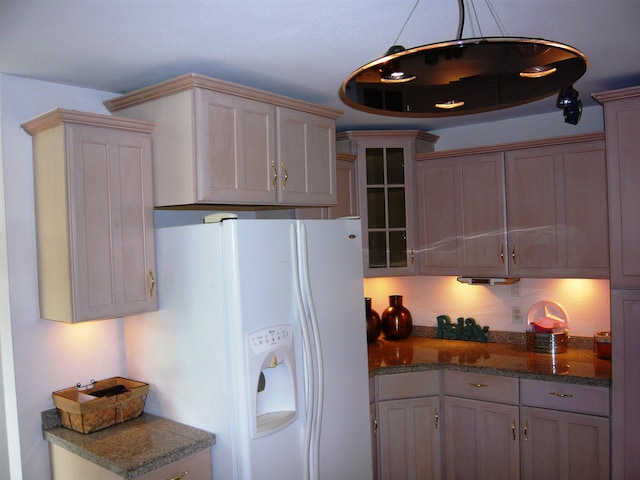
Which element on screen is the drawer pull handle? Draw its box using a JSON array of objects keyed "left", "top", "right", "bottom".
[
  {"left": 549, "top": 392, "right": 575, "bottom": 398},
  {"left": 468, "top": 382, "right": 490, "bottom": 388},
  {"left": 167, "top": 472, "right": 188, "bottom": 480}
]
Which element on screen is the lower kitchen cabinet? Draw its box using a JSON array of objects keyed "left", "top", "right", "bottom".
[
  {"left": 375, "top": 370, "right": 441, "bottom": 480},
  {"left": 49, "top": 443, "right": 213, "bottom": 480},
  {"left": 520, "top": 378, "right": 610, "bottom": 480},
  {"left": 443, "top": 371, "right": 520, "bottom": 480}
]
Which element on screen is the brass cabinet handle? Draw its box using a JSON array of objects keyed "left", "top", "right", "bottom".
[
  {"left": 500, "top": 244, "right": 505, "bottom": 265},
  {"left": 511, "top": 246, "right": 517, "bottom": 265},
  {"left": 410, "top": 248, "right": 415, "bottom": 265},
  {"left": 549, "top": 392, "right": 575, "bottom": 398},
  {"left": 372, "top": 414, "right": 378, "bottom": 436},
  {"left": 511, "top": 418, "right": 516, "bottom": 441},
  {"left": 435, "top": 407, "right": 439, "bottom": 430},
  {"left": 468, "top": 382, "right": 490, "bottom": 388},
  {"left": 271, "top": 161, "right": 278, "bottom": 188},
  {"left": 281, "top": 162, "right": 288, "bottom": 189},
  {"left": 167, "top": 472, "right": 188, "bottom": 480},
  {"left": 148, "top": 269, "right": 155, "bottom": 298},
  {"left": 524, "top": 418, "right": 529, "bottom": 441}
]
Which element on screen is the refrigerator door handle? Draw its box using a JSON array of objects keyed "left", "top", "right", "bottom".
[
  {"left": 291, "top": 224, "right": 316, "bottom": 480},
  {"left": 293, "top": 222, "right": 324, "bottom": 480}
]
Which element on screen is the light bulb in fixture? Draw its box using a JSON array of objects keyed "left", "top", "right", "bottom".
[
  {"left": 435, "top": 99, "right": 465, "bottom": 109},
  {"left": 380, "top": 71, "right": 417, "bottom": 83},
  {"left": 519, "top": 65, "right": 557, "bottom": 78}
]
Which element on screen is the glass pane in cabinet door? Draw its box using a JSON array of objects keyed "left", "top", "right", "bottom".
[
  {"left": 368, "top": 231, "right": 387, "bottom": 268},
  {"left": 367, "top": 188, "right": 386, "bottom": 228},
  {"left": 389, "top": 231, "right": 408, "bottom": 267},
  {"left": 386, "top": 148, "right": 405, "bottom": 184},
  {"left": 387, "top": 187, "right": 406, "bottom": 228},
  {"left": 366, "top": 148, "right": 384, "bottom": 185}
]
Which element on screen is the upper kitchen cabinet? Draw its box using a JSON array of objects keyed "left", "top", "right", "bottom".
[
  {"left": 22, "top": 109, "right": 157, "bottom": 322},
  {"left": 416, "top": 152, "right": 506, "bottom": 277},
  {"left": 594, "top": 86, "right": 640, "bottom": 288},
  {"left": 104, "top": 73, "right": 342, "bottom": 207},
  {"left": 337, "top": 130, "right": 438, "bottom": 277},
  {"left": 415, "top": 134, "right": 608, "bottom": 279},
  {"left": 506, "top": 139, "right": 608, "bottom": 278}
]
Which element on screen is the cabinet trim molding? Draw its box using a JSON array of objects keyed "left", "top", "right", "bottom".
[
  {"left": 414, "top": 132, "right": 605, "bottom": 161},
  {"left": 105, "top": 72, "right": 343, "bottom": 119}
]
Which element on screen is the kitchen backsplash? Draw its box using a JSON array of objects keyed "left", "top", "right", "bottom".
[{"left": 364, "top": 276, "right": 610, "bottom": 338}]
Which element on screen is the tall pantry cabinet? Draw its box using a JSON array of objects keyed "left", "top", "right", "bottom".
[
  {"left": 594, "top": 85, "right": 640, "bottom": 479},
  {"left": 22, "top": 109, "right": 157, "bottom": 322}
]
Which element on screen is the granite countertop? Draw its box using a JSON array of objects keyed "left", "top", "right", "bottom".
[
  {"left": 42, "top": 410, "right": 216, "bottom": 479},
  {"left": 368, "top": 336, "right": 611, "bottom": 387}
]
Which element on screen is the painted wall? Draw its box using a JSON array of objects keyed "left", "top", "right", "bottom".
[
  {"left": 429, "top": 104, "right": 604, "bottom": 151},
  {"left": 0, "top": 74, "right": 127, "bottom": 480},
  {"left": 365, "top": 276, "right": 610, "bottom": 338}
]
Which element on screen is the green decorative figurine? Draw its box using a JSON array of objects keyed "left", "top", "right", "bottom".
[{"left": 436, "top": 315, "right": 490, "bottom": 342}]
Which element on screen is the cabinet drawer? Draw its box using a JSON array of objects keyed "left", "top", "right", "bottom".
[
  {"left": 443, "top": 370, "right": 519, "bottom": 404},
  {"left": 520, "top": 378, "right": 610, "bottom": 416},
  {"left": 138, "top": 448, "right": 212, "bottom": 480},
  {"left": 377, "top": 370, "right": 440, "bottom": 401}
]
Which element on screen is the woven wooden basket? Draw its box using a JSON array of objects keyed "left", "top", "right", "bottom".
[{"left": 52, "top": 377, "right": 149, "bottom": 434}]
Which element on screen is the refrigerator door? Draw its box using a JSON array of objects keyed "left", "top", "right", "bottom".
[
  {"left": 221, "top": 220, "right": 307, "bottom": 480},
  {"left": 296, "top": 219, "right": 374, "bottom": 480}
]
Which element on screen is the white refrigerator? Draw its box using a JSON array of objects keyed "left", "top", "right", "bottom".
[{"left": 124, "top": 216, "right": 374, "bottom": 480}]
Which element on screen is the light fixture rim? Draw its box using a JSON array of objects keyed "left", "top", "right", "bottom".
[
  {"left": 345, "top": 36, "right": 587, "bottom": 80},
  {"left": 339, "top": 36, "right": 588, "bottom": 118}
]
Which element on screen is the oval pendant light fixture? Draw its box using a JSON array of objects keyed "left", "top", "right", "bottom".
[{"left": 339, "top": 0, "right": 587, "bottom": 119}]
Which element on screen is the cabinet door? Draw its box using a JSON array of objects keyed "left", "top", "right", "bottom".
[
  {"left": 505, "top": 141, "right": 608, "bottom": 278},
  {"left": 444, "top": 396, "right": 519, "bottom": 480},
  {"left": 601, "top": 93, "right": 640, "bottom": 287},
  {"left": 417, "top": 153, "right": 507, "bottom": 276},
  {"left": 610, "top": 288, "right": 640, "bottom": 479},
  {"left": 69, "top": 124, "right": 157, "bottom": 321},
  {"left": 195, "top": 88, "right": 277, "bottom": 204},
  {"left": 378, "top": 396, "right": 441, "bottom": 480},
  {"left": 276, "top": 107, "right": 336, "bottom": 205},
  {"left": 520, "top": 406, "right": 610, "bottom": 480},
  {"left": 358, "top": 139, "right": 417, "bottom": 276}
]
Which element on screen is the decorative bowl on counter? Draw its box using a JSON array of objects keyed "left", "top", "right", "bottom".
[{"left": 526, "top": 301, "right": 569, "bottom": 354}]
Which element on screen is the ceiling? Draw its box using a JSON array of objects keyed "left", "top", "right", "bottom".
[{"left": 1, "top": 0, "right": 639, "bottom": 132}]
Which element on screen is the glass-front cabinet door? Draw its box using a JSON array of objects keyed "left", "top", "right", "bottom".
[
  {"left": 366, "top": 146, "right": 410, "bottom": 270},
  {"left": 337, "top": 131, "right": 437, "bottom": 277}
]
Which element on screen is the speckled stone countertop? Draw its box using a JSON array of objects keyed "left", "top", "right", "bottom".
[
  {"left": 42, "top": 410, "right": 216, "bottom": 479},
  {"left": 368, "top": 336, "right": 611, "bottom": 387}
]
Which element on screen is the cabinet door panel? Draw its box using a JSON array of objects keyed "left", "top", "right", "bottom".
[
  {"left": 70, "top": 125, "right": 157, "bottom": 321},
  {"left": 378, "top": 397, "right": 441, "bottom": 480},
  {"left": 444, "top": 396, "right": 519, "bottom": 480},
  {"left": 197, "top": 89, "right": 276, "bottom": 204},
  {"left": 521, "top": 406, "right": 610, "bottom": 480},
  {"left": 459, "top": 155, "right": 506, "bottom": 274},
  {"left": 507, "top": 151, "right": 560, "bottom": 271},
  {"left": 277, "top": 107, "right": 336, "bottom": 205}
]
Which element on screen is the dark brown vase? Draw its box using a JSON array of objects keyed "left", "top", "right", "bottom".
[
  {"left": 365, "top": 297, "right": 381, "bottom": 343},
  {"left": 381, "top": 295, "right": 412, "bottom": 340}
]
